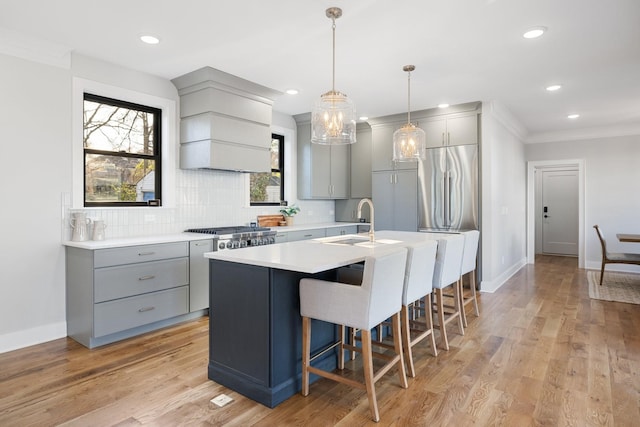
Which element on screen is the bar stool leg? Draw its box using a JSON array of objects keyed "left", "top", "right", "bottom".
[
  {"left": 301, "top": 316, "right": 311, "bottom": 396},
  {"left": 458, "top": 278, "right": 468, "bottom": 328},
  {"left": 425, "top": 294, "right": 438, "bottom": 357},
  {"left": 361, "top": 329, "right": 380, "bottom": 422},
  {"left": 400, "top": 305, "right": 415, "bottom": 377}
]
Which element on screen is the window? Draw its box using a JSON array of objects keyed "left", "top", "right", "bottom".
[
  {"left": 250, "top": 133, "right": 284, "bottom": 205},
  {"left": 83, "top": 93, "right": 161, "bottom": 207}
]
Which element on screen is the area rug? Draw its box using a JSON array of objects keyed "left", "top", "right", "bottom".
[{"left": 587, "top": 270, "right": 640, "bottom": 304}]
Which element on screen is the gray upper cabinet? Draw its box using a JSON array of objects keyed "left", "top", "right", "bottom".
[
  {"left": 350, "top": 123, "right": 372, "bottom": 198},
  {"left": 370, "top": 122, "right": 417, "bottom": 172},
  {"left": 295, "top": 113, "right": 350, "bottom": 200},
  {"left": 423, "top": 112, "right": 478, "bottom": 148}
]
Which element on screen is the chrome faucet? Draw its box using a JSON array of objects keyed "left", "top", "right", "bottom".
[{"left": 357, "top": 198, "right": 375, "bottom": 242}]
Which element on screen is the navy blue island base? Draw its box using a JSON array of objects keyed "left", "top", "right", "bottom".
[{"left": 207, "top": 259, "right": 340, "bottom": 407}]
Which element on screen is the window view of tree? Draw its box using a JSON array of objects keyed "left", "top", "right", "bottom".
[
  {"left": 250, "top": 134, "right": 284, "bottom": 205},
  {"left": 83, "top": 93, "right": 161, "bottom": 207}
]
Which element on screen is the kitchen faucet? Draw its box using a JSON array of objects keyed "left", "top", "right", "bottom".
[{"left": 357, "top": 198, "right": 375, "bottom": 242}]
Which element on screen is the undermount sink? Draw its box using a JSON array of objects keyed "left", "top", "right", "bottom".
[
  {"left": 327, "top": 237, "right": 370, "bottom": 245},
  {"left": 319, "top": 236, "right": 401, "bottom": 247}
]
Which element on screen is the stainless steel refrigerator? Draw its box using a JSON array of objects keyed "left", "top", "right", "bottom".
[{"left": 418, "top": 144, "right": 478, "bottom": 231}]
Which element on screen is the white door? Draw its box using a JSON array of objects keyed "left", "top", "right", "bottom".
[{"left": 542, "top": 170, "right": 579, "bottom": 255}]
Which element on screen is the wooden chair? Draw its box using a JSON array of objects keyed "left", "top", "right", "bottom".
[
  {"left": 593, "top": 225, "right": 640, "bottom": 285},
  {"left": 300, "top": 248, "right": 409, "bottom": 422}
]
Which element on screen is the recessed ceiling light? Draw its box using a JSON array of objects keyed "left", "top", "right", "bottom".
[
  {"left": 546, "top": 84, "right": 562, "bottom": 92},
  {"left": 523, "top": 26, "right": 547, "bottom": 39},
  {"left": 285, "top": 89, "right": 299, "bottom": 95},
  {"left": 437, "top": 103, "right": 450, "bottom": 109},
  {"left": 359, "top": 116, "right": 369, "bottom": 121},
  {"left": 140, "top": 35, "right": 160, "bottom": 44},
  {"left": 567, "top": 114, "right": 580, "bottom": 119}
]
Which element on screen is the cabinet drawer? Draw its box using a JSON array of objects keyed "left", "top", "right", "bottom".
[
  {"left": 94, "top": 242, "right": 189, "bottom": 268},
  {"left": 287, "top": 229, "right": 326, "bottom": 242},
  {"left": 94, "top": 258, "right": 189, "bottom": 303},
  {"left": 94, "top": 286, "right": 189, "bottom": 337}
]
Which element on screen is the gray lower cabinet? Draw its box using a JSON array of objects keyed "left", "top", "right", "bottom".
[
  {"left": 66, "top": 241, "right": 193, "bottom": 348},
  {"left": 286, "top": 228, "right": 326, "bottom": 242},
  {"left": 190, "top": 239, "right": 214, "bottom": 312},
  {"left": 274, "top": 231, "right": 288, "bottom": 243},
  {"left": 372, "top": 169, "right": 418, "bottom": 231},
  {"left": 325, "top": 225, "right": 358, "bottom": 237}
]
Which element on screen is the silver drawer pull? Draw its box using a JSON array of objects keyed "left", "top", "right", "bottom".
[
  {"left": 138, "top": 251, "right": 156, "bottom": 256},
  {"left": 138, "top": 306, "right": 156, "bottom": 313},
  {"left": 304, "top": 234, "right": 312, "bottom": 237},
  {"left": 138, "top": 275, "right": 156, "bottom": 281}
]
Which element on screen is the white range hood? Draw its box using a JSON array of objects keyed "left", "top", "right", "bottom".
[{"left": 172, "top": 67, "right": 281, "bottom": 172}]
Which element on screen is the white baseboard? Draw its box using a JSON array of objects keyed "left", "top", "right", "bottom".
[
  {"left": 0, "top": 322, "right": 67, "bottom": 354},
  {"left": 480, "top": 258, "right": 527, "bottom": 293}
]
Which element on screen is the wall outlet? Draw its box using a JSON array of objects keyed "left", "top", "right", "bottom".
[{"left": 210, "top": 394, "right": 233, "bottom": 407}]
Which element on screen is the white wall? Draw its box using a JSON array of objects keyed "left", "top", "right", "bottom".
[
  {"left": 0, "top": 52, "right": 334, "bottom": 353},
  {"left": 525, "top": 134, "right": 640, "bottom": 272},
  {"left": 480, "top": 102, "right": 528, "bottom": 292},
  {"left": 0, "top": 53, "right": 71, "bottom": 350}
]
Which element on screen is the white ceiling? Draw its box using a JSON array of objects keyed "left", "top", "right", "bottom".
[{"left": 2, "top": 0, "right": 639, "bottom": 141}]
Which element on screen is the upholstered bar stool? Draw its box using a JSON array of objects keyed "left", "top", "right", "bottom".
[
  {"left": 458, "top": 230, "right": 480, "bottom": 327},
  {"left": 300, "top": 247, "right": 409, "bottom": 423},
  {"left": 431, "top": 234, "right": 465, "bottom": 351},
  {"left": 399, "top": 240, "right": 439, "bottom": 377}
]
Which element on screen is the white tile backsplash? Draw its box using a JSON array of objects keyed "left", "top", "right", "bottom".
[{"left": 63, "top": 168, "right": 335, "bottom": 240}]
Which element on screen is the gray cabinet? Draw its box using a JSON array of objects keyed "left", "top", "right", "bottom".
[
  {"left": 351, "top": 124, "right": 372, "bottom": 198},
  {"left": 66, "top": 241, "right": 193, "bottom": 348},
  {"left": 370, "top": 122, "right": 417, "bottom": 172},
  {"left": 423, "top": 112, "right": 478, "bottom": 148},
  {"left": 287, "top": 228, "right": 326, "bottom": 242},
  {"left": 190, "top": 239, "right": 214, "bottom": 312},
  {"left": 372, "top": 169, "right": 418, "bottom": 231},
  {"left": 325, "top": 225, "right": 358, "bottom": 237},
  {"left": 295, "top": 114, "right": 350, "bottom": 199}
]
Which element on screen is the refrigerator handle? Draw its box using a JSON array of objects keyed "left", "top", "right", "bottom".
[{"left": 443, "top": 171, "right": 450, "bottom": 227}]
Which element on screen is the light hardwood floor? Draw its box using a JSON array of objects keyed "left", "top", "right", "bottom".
[{"left": 1, "top": 255, "right": 639, "bottom": 426}]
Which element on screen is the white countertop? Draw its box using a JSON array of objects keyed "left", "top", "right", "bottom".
[
  {"left": 204, "top": 230, "right": 455, "bottom": 274},
  {"left": 62, "top": 222, "right": 361, "bottom": 250}
]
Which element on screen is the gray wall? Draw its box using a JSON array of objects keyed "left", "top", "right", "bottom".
[{"left": 525, "top": 134, "right": 640, "bottom": 272}]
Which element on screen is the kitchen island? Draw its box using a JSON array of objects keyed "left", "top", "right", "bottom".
[{"left": 204, "top": 230, "right": 445, "bottom": 407}]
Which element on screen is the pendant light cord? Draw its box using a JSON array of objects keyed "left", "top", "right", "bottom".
[
  {"left": 331, "top": 17, "right": 336, "bottom": 92},
  {"left": 407, "top": 70, "right": 411, "bottom": 125}
]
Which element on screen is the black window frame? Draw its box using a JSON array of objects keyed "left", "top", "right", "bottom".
[
  {"left": 250, "top": 133, "right": 285, "bottom": 206},
  {"left": 83, "top": 93, "right": 162, "bottom": 208}
]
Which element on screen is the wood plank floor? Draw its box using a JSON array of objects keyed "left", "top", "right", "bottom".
[{"left": 1, "top": 255, "right": 639, "bottom": 426}]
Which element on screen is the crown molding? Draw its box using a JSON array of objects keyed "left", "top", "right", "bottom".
[{"left": 525, "top": 122, "right": 640, "bottom": 144}]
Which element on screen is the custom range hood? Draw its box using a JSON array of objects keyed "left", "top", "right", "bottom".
[{"left": 172, "top": 67, "right": 281, "bottom": 172}]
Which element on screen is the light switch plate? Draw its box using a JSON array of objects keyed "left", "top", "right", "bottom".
[{"left": 210, "top": 394, "right": 233, "bottom": 407}]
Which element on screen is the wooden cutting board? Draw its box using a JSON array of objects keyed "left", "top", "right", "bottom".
[{"left": 257, "top": 214, "right": 285, "bottom": 227}]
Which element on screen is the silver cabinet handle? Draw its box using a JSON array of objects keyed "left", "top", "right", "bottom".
[
  {"left": 194, "top": 242, "right": 209, "bottom": 246},
  {"left": 389, "top": 174, "right": 393, "bottom": 184},
  {"left": 138, "top": 275, "right": 155, "bottom": 281},
  {"left": 138, "top": 251, "right": 155, "bottom": 256},
  {"left": 138, "top": 306, "right": 155, "bottom": 313},
  {"left": 304, "top": 234, "right": 313, "bottom": 238}
]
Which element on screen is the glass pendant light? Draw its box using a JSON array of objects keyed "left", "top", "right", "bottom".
[
  {"left": 311, "top": 7, "right": 357, "bottom": 145},
  {"left": 393, "top": 65, "right": 426, "bottom": 161}
]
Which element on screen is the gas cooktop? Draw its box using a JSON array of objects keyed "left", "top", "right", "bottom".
[{"left": 184, "top": 226, "right": 270, "bottom": 236}]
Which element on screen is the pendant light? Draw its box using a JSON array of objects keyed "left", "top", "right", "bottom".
[
  {"left": 393, "top": 65, "right": 426, "bottom": 161},
  {"left": 311, "top": 7, "right": 357, "bottom": 145}
]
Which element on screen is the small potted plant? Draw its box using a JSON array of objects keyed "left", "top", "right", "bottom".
[{"left": 280, "top": 204, "right": 300, "bottom": 226}]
